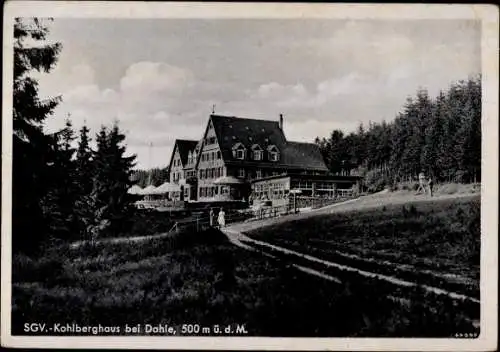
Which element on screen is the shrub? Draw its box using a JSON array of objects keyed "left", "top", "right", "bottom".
[
  {"left": 436, "top": 183, "right": 459, "bottom": 195},
  {"left": 364, "top": 169, "right": 390, "bottom": 193},
  {"left": 12, "top": 253, "right": 64, "bottom": 283},
  {"left": 397, "top": 181, "right": 419, "bottom": 192}
]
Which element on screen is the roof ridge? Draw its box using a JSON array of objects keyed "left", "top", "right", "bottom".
[{"left": 211, "top": 114, "right": 280, "bottom": 124}]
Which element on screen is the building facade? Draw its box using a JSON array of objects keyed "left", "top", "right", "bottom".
[
  {"left": 167, "top": 114, "right": 359, "bottom": 203},
  {"left": 167, "top": 139, "right": 198, "bottom": 200}
]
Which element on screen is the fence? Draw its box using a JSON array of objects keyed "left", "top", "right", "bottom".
[
  {"left": 294, "top": 194, "right": 354, "bottom": 209},
  {"left": 135, "top": 199, "right": 185, "bottom": 209},
  {"left": 168, "top": 193, "right": 357, "bottom": 235}
]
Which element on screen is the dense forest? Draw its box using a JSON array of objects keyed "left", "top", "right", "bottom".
[
  {"left": 131, "top": 167, "right": 170, "bottom": 188},
  {"left": 315, "top": 76, "right": 481, "bottom": 191},
  {"left": 13, "top": 18, "right": 136, "bottom": 255}
]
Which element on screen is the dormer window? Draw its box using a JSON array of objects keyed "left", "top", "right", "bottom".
[
  {"left": 251, "top": 144, "right": 263, "bottom": 161},
  {"left": 232, "top": 142, "right": 246, "bottom": 160},
  {"left": 267, "top": 145, "right": 280, "bottom": 162}
]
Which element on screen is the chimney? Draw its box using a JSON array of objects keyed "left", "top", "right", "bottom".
[{"left": 279, "top": 114, "right": 284, "bottom": 130}]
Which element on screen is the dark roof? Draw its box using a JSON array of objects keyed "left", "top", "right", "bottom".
[
  {"left": 282, "top": 142, "right": 329, "bottom": 171},
  {"left": 175, "top": 139, "right": 198, "bottom": 166},
  {"left": 209, "top": 114, "right": 328, "bottom": 171}
]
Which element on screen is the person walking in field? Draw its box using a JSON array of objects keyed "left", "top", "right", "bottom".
[
  {"left": 416, "top": 171, "right": 426, "bottom": 195},
  {"left": 428, "top": 177, "right": 434, "bottom": 197},
  {"left": 218, "top": 208, "right": 226, "bottom": 228}
]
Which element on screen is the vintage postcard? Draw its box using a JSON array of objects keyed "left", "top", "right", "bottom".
[{"left": 1, "top": 2, "right": 498, "bottom": 350}]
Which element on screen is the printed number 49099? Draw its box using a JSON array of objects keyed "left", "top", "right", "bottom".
[{"left": 455, "top": 333, "right": 479, "bottom": 338}]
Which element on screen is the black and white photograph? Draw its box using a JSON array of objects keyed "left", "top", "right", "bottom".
[{"left": 1, "top": 2, "right": 498, "bottom": 350}]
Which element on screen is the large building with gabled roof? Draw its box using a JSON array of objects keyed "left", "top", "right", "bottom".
[{"left": 166, "top": 113, "right": 359, "bottom": 203}]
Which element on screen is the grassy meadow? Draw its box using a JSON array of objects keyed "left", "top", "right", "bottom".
[{"left": 12, "top": 195, "right": 481, "bottom": 337}]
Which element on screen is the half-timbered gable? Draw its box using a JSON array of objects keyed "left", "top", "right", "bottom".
[{"left": 168, "top": 139, "right": 198, "bottom": 184}]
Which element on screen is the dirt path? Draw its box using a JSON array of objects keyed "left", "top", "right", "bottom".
[{"left": 221, "top": 192, "right": 480, "bottom": 304}]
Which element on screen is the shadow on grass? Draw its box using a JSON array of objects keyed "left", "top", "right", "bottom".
[{"left": 12, "top": 224, "right": 479, "bottom": 337}]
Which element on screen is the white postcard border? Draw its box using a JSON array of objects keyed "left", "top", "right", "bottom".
[{"left": 2, "top": 2, "right": 498, "bottom": 350}]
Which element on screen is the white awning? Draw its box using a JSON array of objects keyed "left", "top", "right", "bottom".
[
  {"left": 213, "top": 176, "right": 244, "bottom": 185},
  {"left": 128, "top": 185, "right": 143, "bottom": 195},
  {"left": 153, "top": 182, "right": 181, "bottom": 193},
  {"left": 140, "top": 185, "right": 158, "bottom": 195}
]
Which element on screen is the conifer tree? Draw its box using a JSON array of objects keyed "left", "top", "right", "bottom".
[
  {"left": 107, "top": 122, "right": 137, "bottom": 234},
  {"left": 75, "top": 122, "right": 94, "bottom": 195},
  {"left": 316, "top": 76, "right": 481, "bottom": 187},
  {"left": 73, "top": 121, "right": 94, "bottom": 238},
  {"left": 13, "top": 18, "right": 62, "bottom": 254},
  {"left": 88, "top": 123, "right": 136, "bottom": 240}
]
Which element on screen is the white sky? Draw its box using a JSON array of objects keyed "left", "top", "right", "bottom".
[{"left": 34, "top": 18, "right": 480, "bottom": 169}]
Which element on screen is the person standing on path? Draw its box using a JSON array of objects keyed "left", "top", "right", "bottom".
[
  {"left": 428, "top": 177, "right": 434, "bottom": 197},
  {"left": 209, "top": 208, "right": 215, "bottom": 227},
  {"left": 218, "top": 208, "right": 226, "bottom": 228}
]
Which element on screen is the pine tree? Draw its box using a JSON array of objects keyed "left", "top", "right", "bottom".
[
  {"left": 87, "top": 126, "right": 111, "bottom": 241},
  {"left": 107, "top": 122, "right": 137, "bottom": 235},
  {"left": 87, "top": 123, "right": 136, "bottom": 240},
  {"left": 74, "top": 121, "right": 94, "bottom": 238},
  {"left": 316, "top": 77, "right": 481, "bottom": 188},
  {"left": 13, "top": 18, "right": 62, "bottom": 254},
  {"left": 45, "top": 117, "right": 79, "bottom": 241},
  {"left": 421, "top": 91, "right": 446, "bottom": 180}
]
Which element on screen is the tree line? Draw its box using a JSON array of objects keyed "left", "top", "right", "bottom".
[
  {"left": 13, "top": 18, "right": 136, "bottom": 255},
  {"left": 315, "top": 76, "right": 481, "bottom": 191},
  {"left": 131, "top": 167, "right": 170, "bottom": 188}
]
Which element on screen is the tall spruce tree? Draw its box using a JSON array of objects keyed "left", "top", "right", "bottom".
[
  {"left": 75, "top": 122, "right": 94, "bottom": 195},
  {"left": 88, "top": 123, "right": 136, "bottom": 240},
  {"left": 107, "top": 122, "right": 137, "bottom": 234},
  {"left": 73, "top": 122, "right": 94, "bottom": 238},
  {"left": 13, "top": 18, "right": 62, "bottom": 254},
  {"left": 45, "top": 117, "right": 79, "bottom": 241}
]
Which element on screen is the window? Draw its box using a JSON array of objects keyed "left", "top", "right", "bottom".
[
  {"left": 251, "top": 144, "right": 263, "bottom": 160},
  {"left": 256, "top": 169, "right": 262, "bottom": 179},
  {"left": 232, "top": 143, "right": 246, "bottom": 160},
  {"left": 238, "top": 168, "right": 245, "bottom": 178},
  {"left": 217, "top": 150, "right": 221, "bottom": 159},
  {"left": 269, "top": 151, "right": 279, "bottom": 161},
  {"left": 267, "top": 145, "right": 280, "bottom": 162},
  {"left": 236, "top": 149, "right": 245, "bottom": 159}
]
